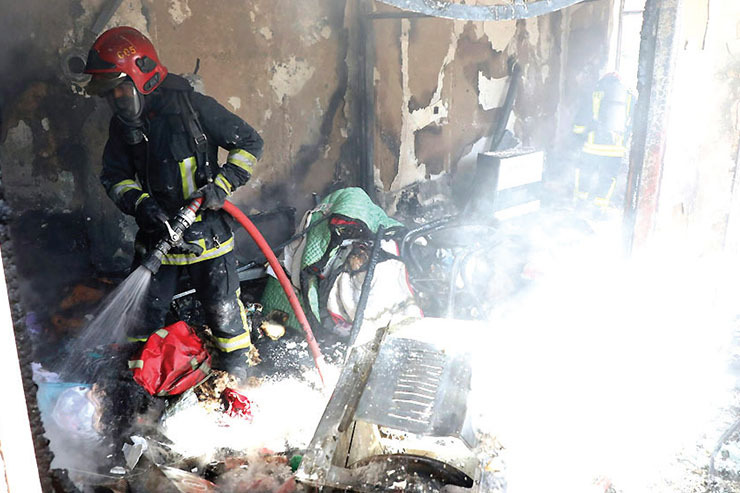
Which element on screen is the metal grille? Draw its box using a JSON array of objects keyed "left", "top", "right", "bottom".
[
  {"left": 355, "top": 337, "right": 475, "bottom": 447},
  {"left": 387, "top": 346, "right": 446, "bottom": 427}
]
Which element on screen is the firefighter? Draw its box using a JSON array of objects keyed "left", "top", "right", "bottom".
[
  {"left": 83, "top": 27, "right": 263, "bottom": 379},
  {"left": 572, "top": 73, "right": 635, "bottom": 211}
]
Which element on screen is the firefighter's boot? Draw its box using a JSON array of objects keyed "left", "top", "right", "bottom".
[{"left": 213, "top": 345, "right": 260, "bottom": 382}]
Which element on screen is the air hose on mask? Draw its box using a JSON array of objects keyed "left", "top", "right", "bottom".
[{"left": 141, "top": 198, "right": 326, "bottom": 386}]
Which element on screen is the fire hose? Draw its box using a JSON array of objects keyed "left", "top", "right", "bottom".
[
  {"left": 222, "top": 201, "right": 326, "bottom": 386},
  {"left": 141, "top": 197, "right": 326, "bottom": 386}
]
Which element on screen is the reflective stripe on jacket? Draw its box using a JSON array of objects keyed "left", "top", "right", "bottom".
[{"left": 573, "top": 77, "right": 635, "bottom": 158}]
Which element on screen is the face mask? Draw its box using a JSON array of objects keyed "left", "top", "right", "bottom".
[{"left": 106, "top": 80, "right": 146, "bottom": 144}]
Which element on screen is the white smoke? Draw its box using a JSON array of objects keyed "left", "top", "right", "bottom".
[{"left": 469, "top": 228, "right": 737, "bottom": 492}]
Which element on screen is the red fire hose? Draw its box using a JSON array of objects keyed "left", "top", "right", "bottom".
[{"left": 222, "top": 200, "right": 326, "bottom": 386}]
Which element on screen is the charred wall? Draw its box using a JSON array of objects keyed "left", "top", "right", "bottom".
[
  {"left": 0, "top": 0, "right": 357, "bottom": 313},
  {"left": 0, "top": 0, "right": 616, "bottom": 319},
  {"left": 369, "top": 0, "right": 614, "bottom": 211}
]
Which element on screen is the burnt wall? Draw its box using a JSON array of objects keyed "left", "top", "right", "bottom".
[
  {"left": 0, "top": 0, "right": 615, "bottom": 315},
  {"left": 0, "top": 0, "right": 357, "bottom": 311},
  {"left": 369, "top": 0, "right": 614, "bottom": 211}
]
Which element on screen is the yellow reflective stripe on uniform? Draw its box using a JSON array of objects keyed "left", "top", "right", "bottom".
[
  {"left": 573, "top": 125, "right": 586, "bottom": 135},
  {"left": 183, "top": 236, "right": 207, "bottom": 255},
  {"left": 155, "top": 328, "right": 169, "bottom": 338},
  {"left": 236, "top": 292, "right": 248, "bottom": 331},
  {"left": 162, "top": 236, "right": 235, "bottom": 266},
  {"left": 592, "top": 91, "right": 604, "bottom": 121},
  {"left": 212, "top": 330, "right": 252, "bottom": 352},
  {"left": 227, "top": 149, "right": 256, "bottom": 174},
  {"left": 127, "top": 336, "right": 149, "bottom": 343},
  {"left": 135, "top": 192, "right": 150, "bottom": 208},
  {"left": 128, "top": 360, "right": 144, "bottom": 369},
  {"left": 594, "top": 178, "right": 618, "bottom": 209},
  {"left": 199, "top": 359, "right": 211, "bottom": 376},
  {"left": 583, "top": 142, "right": 627, "bottom": 157},
  {"left": 214, "top": 173, "right": 233, "bottom": 194},
  {"left": 179, "top": 156, "right": 198, "bottom": 199},
  {"left": 111, "top": 179, "right": 143, "bottom": 200}
]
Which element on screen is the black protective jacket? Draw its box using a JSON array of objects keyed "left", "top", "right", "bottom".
[{"left": 100, "top": 74, "right": 264, "bottom": 265}]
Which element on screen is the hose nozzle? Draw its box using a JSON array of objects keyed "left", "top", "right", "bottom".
[{"left": 141, "top": 197, "right": 203, "bottom": 274}]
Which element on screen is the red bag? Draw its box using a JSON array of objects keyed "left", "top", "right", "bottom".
[{"left": 128, "top": 321, "right": 212, "bottom": 396}]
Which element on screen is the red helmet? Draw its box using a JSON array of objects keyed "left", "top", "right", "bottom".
[{"left": 84, "top": 26, "right": 168, "bottom": 95}]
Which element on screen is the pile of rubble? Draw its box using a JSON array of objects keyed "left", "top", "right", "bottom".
[{"left": 32, "top": 324, "right": 340, "bottom": 492}]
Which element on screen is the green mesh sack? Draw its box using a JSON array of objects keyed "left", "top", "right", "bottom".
[
  {"left": 301, "top": 187, "right": 403, "bottom": 269},
  {"left": 261, "top": 187, "right": 403, "bottom": 331},
  {"left": 260, "top": 276, "right": 302, "bottom": 331}
]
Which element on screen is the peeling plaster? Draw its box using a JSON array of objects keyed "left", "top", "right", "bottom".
[
  {"left": 525, "top": 18, "right": 540, "bottom": 47},
  {"left": 168, "top": 0, "right": 192, "bottom": 25},
  {"left": 478, "top": 73, "right": 509, "bottom": 110},
  {"left": 7, "top": 120, "right": 33, "bottom": 150},
  {"left": 57, "top": 171, "right": 76, "bottom": 204},
  {"left": 227, "top": 96, "right": 241, "bottom": 111},
  {"left": 269, "top": 57, "right": 316, "bottom": 104},
  {"left": 474, "top": 20, "right": 517, "bottom": 51},
  {"left": 390, "top": 19, "right": 460, "bottom": 192},
  {"left": 259, "top": 26, "right": 273, "bottom": 40},
  {"left": 107, "top": 0, "right": 149, "bottom": 36},
  {"left": 541, "top": 64, "right": 550, "bottom": 83},
  {"left": 299, "top": 16, "right": 331, "bottom": 46},
  {"left": 249, "top": 11, "right": 256, "bottom": 22}
]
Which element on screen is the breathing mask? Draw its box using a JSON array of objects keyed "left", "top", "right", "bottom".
[{"left": 105, "top": 79, "right": 146, "bottom": 145}]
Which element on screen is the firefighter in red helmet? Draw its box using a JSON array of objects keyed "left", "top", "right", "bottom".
[{"left": 84, "top": 27, "right": 264, "bottom": 380}]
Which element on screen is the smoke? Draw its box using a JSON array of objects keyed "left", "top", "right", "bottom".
[
  {"left": 160, "top": 366, "right": 340, "bottom": 461},
  {"left": 468, "top": 226, "right": 738, "bottom": 492}
]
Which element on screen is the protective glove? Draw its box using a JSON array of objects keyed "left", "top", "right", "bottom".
[
  {"left": 195, "top": 183, "right": 228, "bottom": 211},
  {"left": 135, "top": 197, "right": 169, "bottom": 235}
]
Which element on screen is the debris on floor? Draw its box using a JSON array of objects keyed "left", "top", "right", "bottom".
[
  {"left": 222, "top": 388, "right": 253, "bottom": 420},
  {"left": 260, "top": 310, "right": 288, "bottom": 340}
]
